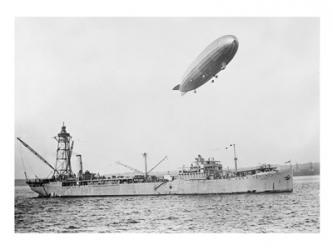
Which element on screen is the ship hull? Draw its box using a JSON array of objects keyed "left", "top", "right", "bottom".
[{"left": 29, "top": 167, "right": 293, "bottom": 197}]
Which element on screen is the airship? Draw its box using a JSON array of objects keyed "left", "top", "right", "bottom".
[{"left": 173, "top": 35, "right": 239, "bottom": 95}]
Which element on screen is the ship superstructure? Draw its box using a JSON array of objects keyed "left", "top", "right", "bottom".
[{"left": 17, "top": 124, "right": 293, "bottom": 197}]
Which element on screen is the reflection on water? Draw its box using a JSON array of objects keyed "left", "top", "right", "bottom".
[{"left": 15, "top": 176, "right": 319, "bottom": 233}]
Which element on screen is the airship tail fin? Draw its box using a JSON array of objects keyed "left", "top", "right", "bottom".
[{"left": 172, "top": 84, "right": 180, "bottom": 90}]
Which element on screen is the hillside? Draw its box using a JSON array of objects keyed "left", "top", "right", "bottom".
[{"left": 292, "top": 162, "right": 320, "bottom": 176}]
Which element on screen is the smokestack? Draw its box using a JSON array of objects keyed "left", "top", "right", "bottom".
[{"left": 76, "top": 154, "right": 83, "bottom": 178}]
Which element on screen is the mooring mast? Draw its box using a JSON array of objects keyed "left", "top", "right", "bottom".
[{"left": 54, "top": 123, "right": 74, "bottom": 177}]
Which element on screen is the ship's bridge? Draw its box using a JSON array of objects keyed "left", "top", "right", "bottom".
[{"left": 179, "top": 155, "right": 224, "bottom": 180}]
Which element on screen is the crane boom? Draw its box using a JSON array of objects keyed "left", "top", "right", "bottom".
[
  {"left": 115, "top": 161, "right": 144, "bottom": 175},
  {"left": 17, "top": 137, "right": 57, "bottom": 173},
  {"left": 147, "top": 156, "right": 168, "bottom": 174}
]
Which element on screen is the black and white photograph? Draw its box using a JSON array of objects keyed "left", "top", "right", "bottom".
[{"left": 14, "top": 17, "right": 320, "bottom": 233}]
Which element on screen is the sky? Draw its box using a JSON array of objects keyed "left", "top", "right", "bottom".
[{"left": 15, "top": 17, "right": 319, "bottom": 179}]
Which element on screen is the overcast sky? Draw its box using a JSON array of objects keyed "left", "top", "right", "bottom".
[{"left": 15, "top": 17, "right": 319, "bottom": 179}]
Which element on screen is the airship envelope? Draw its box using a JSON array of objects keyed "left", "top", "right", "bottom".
[{"left": 173, "top": 35, "right": 239, "bottom": 94}]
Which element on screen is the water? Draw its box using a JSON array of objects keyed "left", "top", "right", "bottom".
[{"left": 15, "top": 176, "right": 320, "bottom": 233}]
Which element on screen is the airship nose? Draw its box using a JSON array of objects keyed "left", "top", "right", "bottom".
[
  {"left": 218, "top": 35, "right": 238, "bottom": 48},
  {"left": 232, "top": 37, "right": 239, "bottom": 47},
  {"left": 227, "top": 35, "right": 237, "bottom": 41}
]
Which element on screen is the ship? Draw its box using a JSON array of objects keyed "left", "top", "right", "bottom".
[{"left": 17, "top": 124, "right": 293, "bottom": 197}]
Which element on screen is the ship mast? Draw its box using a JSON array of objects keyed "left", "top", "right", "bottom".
[
  {"left": 226, "top": 144, "right": 238, "bottom": 173},
  {"left": 143, "top": 152, "right": 148, "bottom": 180},
  {"left": 232, "top": 144, "right": 238, "bottom": 173},
  {"left": 116, "top": 154, "right": 167, "bottom": 180}
]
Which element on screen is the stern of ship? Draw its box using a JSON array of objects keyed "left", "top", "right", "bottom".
[{"left": 275, "top": 165, "right": 293, "bottom": 192}]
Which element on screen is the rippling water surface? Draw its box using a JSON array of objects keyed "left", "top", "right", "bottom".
[{"left": 15, "top": 176, "right": 319, "bottom": 233}]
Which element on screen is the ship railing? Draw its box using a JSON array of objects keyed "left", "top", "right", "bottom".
[
  {"left": 26, "top": 177, "right": 52, "bottom": 187},
  {"left": 57, "top": 175, "right": 170, "bottom": 186}
]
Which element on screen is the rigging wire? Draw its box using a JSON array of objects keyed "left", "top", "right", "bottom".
[
  {"left": 18, "top": 141, "right": 28, "bottom": 177},
  {"left": 17, "top": 139, "right": 50, "bottom": 179},
  {"left": 17, "top": 140, "right": 40, "bottom": 179},
  {"left": 46, "top": 170, "right": 53, "bottom": 178}
]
